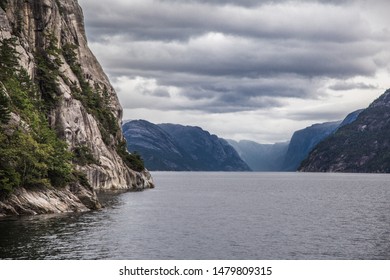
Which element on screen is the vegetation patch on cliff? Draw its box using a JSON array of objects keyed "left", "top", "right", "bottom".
[
  {"left": 63, "top": 43, "right": 145, "bottom": 172},
  {"left": 0, "top": 0, "right": 8, "bottom": 11},
  {"left": 0, "top": 37, "right": 77, "bottom": 195}
]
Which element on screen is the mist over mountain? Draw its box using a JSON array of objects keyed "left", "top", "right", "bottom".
[
  {"left": 227, "top": 140, "right": 289, "bottom": 171},
  {"left": 228, "top": 109, "right": 362, "bottom": 172}
]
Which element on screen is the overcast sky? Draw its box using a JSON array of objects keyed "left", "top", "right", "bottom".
[{"left": 78, "top": 0, "right": 390, "bottom": 143}]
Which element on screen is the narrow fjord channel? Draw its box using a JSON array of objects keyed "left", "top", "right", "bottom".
[{"left": 1, "top": 172, "right": 390, "bottom": 260}]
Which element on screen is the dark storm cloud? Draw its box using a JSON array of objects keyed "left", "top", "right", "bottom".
[
  {"left": 115, "top": 72, "right": 317, "bottom": 113},
  {"left": 92, "top": 34, "right": 379, "bottom": 80},
  {"left": 81, "top": 0, "right": 370, "bottom": 43},
  {"left": 79, "top": 0, "right": 390, "bottom": 117}
]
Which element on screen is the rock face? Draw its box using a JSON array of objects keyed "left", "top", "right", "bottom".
[
  {"left": 282, "top": 121, "right": 342, "bottom": 171},
  {"left": 339, "top": 109, "right": 364, "bottom": 128},
  {"left": 281, "top": 110, "right": 362, "bottom": 171},
  {"left": 123, "top": 120, "right": 192, "bottom": 171},
  {"left": 123, "top": 120, "right": 251, "bottom": 171},
  {"left": 0, "top": 1, "right": 153, "bottom": 216},
  {"left": 228, "top": 140, "right": 289, "bottom": 171},
  {"left": 300, "top": 90, "right": 390, "bottom": 172},
  {"left": 0, "top": 185, "right": 98, "bottom": 216}
]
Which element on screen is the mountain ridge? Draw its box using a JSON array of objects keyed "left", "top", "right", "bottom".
[
  {"left": 300, "top": 89, "right": 390, "bottom": 172},
  {"left": 227, "top": 109, "right": 362, "bottom": 172},
  {"left": 123, "top": 120, "right": 251, "bottom": 171},
  {"left": 123, "top": 107, "right": 363, "bottom": 173}
]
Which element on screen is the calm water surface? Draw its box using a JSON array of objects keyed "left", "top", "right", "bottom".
[{"left": 1, "top": 172, "right": 390, "bottom": 260}]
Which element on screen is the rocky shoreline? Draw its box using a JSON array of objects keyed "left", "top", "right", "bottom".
[{"left": 0, "top": 171, "right": 154, "bottom": 217}]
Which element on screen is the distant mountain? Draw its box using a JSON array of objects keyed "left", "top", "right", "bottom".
[
  {"left": 300, "top": 89, "right": 390, "bottom": 172},
  {"left": 158, "top": 123, "right": 251, "bottom": 171},
  {"left": 123, "top": 107, "right": 363, "bottom": 172},
  {"left": 227, "top": 110, "right": 362, "bottom": 172},
  {"left": 282, "top": 109, "right": 363, "bottom": 171},
  {"left": 227, "top": 140, "right": 289, "bottom": 171},
  {"left": 282, "top": 121, "right": 342, "bottom": 171},
  {"left": 122, "top": 120, "right": 191, "bottom": 171},
  {"left": 122, "top": 120, "right": 251, "bottom": 171}
]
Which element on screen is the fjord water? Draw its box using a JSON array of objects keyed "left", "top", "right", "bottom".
[{"left": 1, "top": 172, "right": 390, "bottom": 260}]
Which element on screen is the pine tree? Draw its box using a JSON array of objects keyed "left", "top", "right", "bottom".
[
  {"left": 0, "top": 88, "right": 11, "bottom": 125},
  {"left": 0, "top": 38, "right": 19, "bottom": 82}
]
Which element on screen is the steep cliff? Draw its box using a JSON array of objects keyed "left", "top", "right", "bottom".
[
  {"left": 227, "top": 110, "right": 363, "bottom": 172},
  {"left": 0, "top": 0, "right": 153, "bottom": 216},
  {"left": 123, "top": 120, "right": 251, "bottom": 171},
  {"left": 300, "top": 89, "right": 390, "bottom": 172},
  {"left": 158, "top": 123, "right": 251, "bottom": 171},
  {"left": 123, "top": 120, "right": 193, "bottom": 171},
  {"left": 282, "top": 121, "right": 342, "bottom": 171},
  {"left": 279, "top": 110, "right": 362, "bottom": 171}
]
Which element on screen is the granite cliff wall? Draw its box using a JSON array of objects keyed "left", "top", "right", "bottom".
[{"left": 0, "top": 0, "right": 153, "bottom": 216}]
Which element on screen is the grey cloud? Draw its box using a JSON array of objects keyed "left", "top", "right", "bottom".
[
  {"left": 80, "top": 0, "right": 385, "bottom": 85},
  {"left": 176, "top": 75, "right": 317, "bottom": 112},
  {"left": 199, "top": 97, "right": 285, "bottom": 113},
  {"left": 179, "top": 76, "right": 313, "bottom": 100},
  {"left": 152, "top": 88, "right": 171, "bottom": 98},
  {"left": 162, "top": 93, "right": 286, "bottom": 113},
  {"left": 79, "top": 0, "right": 389, "bottom": 122},
  {"left": 115, "top": 72, "right": 317, "bottom": 113},
  {"left": 114, "top": 0, "right": 353, "bottom": 8},
  {"left": 140, "top": 87, "right": 171, "bottom": 98},
  {"left": 329, "top": 82, "right": 378, "bottom": 91},
  {"left": 287, "top": 110, "right": 348, "bottom": 122},
  {"left": 81, "top": 0, "right": 372, "bottom": 43},
  {"left": 92, "top": 36, "right": 379, "bottom": 81}
]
